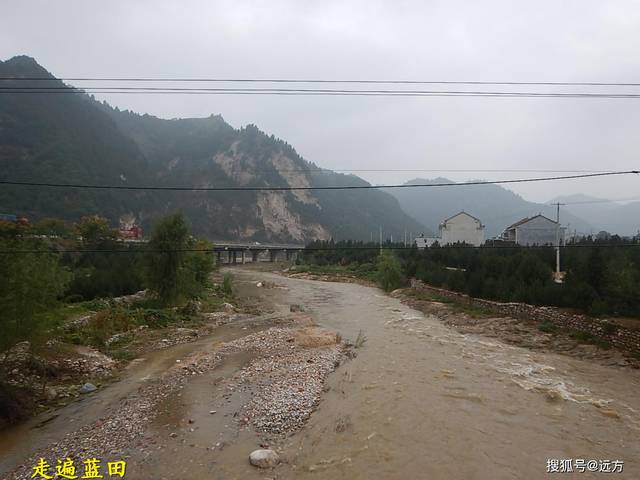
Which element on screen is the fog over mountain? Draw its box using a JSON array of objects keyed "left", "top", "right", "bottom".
[
  {"left": 2, "top": 1, "right": 639, "bottom": 204},
  {"left": 549, "top": 194, "right": 640, "bottom": 237},
  {"left": 0, "top": 56, "right": 423, "bottom": 242},
  {"left": 391, "top": 178, "right": 595, "bottom": 238}
]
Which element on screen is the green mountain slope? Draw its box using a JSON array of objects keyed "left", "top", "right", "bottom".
[
  {"left": 0, "top": 56, "right": 424, "bottom": 242},
  {"left": 0, "top": 56, "right": 151, "bottom": 221}
]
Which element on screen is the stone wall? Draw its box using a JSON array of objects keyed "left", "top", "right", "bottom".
[{"left": 410, "top": 279, "right": 640, "bottom": 354}]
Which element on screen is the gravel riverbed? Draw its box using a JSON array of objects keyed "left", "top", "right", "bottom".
[{"left": 3, "top": 320, "right": 343, "bottom": 480}]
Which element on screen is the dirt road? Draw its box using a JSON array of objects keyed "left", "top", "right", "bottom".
[{"left": 2, "top": 269, "right": 639, "bottom": 479}]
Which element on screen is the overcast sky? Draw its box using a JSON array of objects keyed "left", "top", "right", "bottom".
[{"left": 2, "top": 0, "right": 640, "bottom": 203}]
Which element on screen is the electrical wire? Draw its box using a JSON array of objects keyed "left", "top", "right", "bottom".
[
  {"left": 1, "top": 243, "right": 638, "bottom": 254},
  {"left": 2, "top": 77, "right": 640, "bottom": 87},
  {"left": 3, "top": 86, "right": 640, "bottom": 99},
  {"left": 1, "top": 171, "right": 637, "bottom": 192}
]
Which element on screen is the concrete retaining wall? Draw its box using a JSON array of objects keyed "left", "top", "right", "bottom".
[{"left": 410, "top": 279, "right": 640, "bottom": 354}]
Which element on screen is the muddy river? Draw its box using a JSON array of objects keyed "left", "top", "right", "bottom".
[
  {"left": 2, "top": 268, "right": 639, "bottom": 479},
  {"left": 231, "top": 270, "right": 639, "bottom": 479}
]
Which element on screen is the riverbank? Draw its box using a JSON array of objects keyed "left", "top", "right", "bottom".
[
  {"left": 3, "top": 267, "right": 639, "bottom": 479},
  {"left": 396, "top": 284, "right": 640, "bottom": 368},
  {"left": 0, "top": 267, "right": 348, "bottom": 479},
  {"left": 283, "top": 263, "right": 640, "bottom": 368},
  {"left": 0, "top": 274, "right": 241, "bottom": 429}
]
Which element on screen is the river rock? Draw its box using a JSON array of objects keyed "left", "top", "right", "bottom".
[
  {"left": 46, "top": 387, "right": 57, "bottom": 401},
  {"left": 79, "top": 382, "right": 97, "bottom": 394},
  {"left": 249, "top": 449, "right": 279, "bottom": 468}
]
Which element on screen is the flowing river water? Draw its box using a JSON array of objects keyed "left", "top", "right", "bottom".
[
  {"left": 227, "top": 270, "right": 640, "bottom": 479},
  {"left": 1, "top": 268, "right": 639, "bottom": 479}
]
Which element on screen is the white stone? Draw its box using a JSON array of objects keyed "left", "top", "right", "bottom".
[{"left": 249, "top": 449, "right": 279, "bottom": 468}]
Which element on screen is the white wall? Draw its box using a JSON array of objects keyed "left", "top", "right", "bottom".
[{"left": 440, "top": 213, "right": 485, "bottom": 246}]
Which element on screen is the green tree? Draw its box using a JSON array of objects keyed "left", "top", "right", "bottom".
[
  {"left": 376, "top": 251, "right": 405, "bottom": 291},
  {"left": 143, "top": 213, "right": 190, "bottom": 304},
  {"left": 0, "top": 241, "right": 71, "bottom": 352},
  {"left": 32, "top": 218, "right": 71, "bottom": 238},
  {"left": 74, "top": 215, "right": 116, "bottom": 245},
  {"left": 182, "top": 239, "right": 216, "bottom": 297}
]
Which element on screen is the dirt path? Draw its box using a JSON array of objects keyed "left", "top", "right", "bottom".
[{"left": 3, "top": 269, "right": 639, "bottom": 479}]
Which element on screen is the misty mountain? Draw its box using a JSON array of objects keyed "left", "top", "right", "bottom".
[
  {"left": 390, "top": 178, "right": 594, "bottom": 238},
  {"left": 0, "top": 56, "right": 152, "bottom": 222},
  {"left": 549, "top": 194, "right": 640, "bottom": 237},
  {"left": 0, "top": 56, "right": 423, "bottom": 242}
]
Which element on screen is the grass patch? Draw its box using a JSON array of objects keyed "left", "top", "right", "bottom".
[
  {"left": 403, "top": 289, "right": 454, "bottom": 304},
  {"left": 37, "top": 300, "right": 106, "bottom": 330},
  {"left": 569, "top": 329, "right": 612, "bottom": 349},
  {"left": 538, "top": 321, "right": 559, "bottom": 333},
  {"left": 60, "top": 304, "right": 188, "bottom": 350},
  {"left": 200, "top": 283, "right": 235, "bottom": 312},
  {"left": 292, "top": 263, "right": 378, "bottom": 282},
  {"left": 403, "top": 289, "right": 493, "bottom": 318}
]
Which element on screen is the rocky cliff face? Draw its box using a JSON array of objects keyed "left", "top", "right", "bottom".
[{"left": 0, "top": 55, "right": 424, "bottom": 242}]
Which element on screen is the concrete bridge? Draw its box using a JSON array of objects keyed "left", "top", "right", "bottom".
[{"left": 211, "top": 242, "right": 305, "bottom": 264}]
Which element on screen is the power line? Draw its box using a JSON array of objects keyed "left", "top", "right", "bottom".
[
  {"left": 2, "top": 76, "right": 640, "bottom": 87},
  {"left": 3, "top": 86, "right": 640, "bottom": 99},
  {"left": 552, "top": 196, "right": 640, "bottom": 205},
  {"left": 301, "top": 169, "right": 611, "bottom": 173},
  {"left": 0, "top": 171, "right": 636, "bottom": 192},
  {"left": 1, "top": 243, "right": 639, "bottom": 255}
]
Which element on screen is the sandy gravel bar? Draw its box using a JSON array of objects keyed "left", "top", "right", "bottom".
[{"left": 4, "top": 325, "right": 342, "bottom": 480}]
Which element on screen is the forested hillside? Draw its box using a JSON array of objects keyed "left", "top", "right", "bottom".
[{"left": 0, "top": 55, "right": 424, "bottom": 242}]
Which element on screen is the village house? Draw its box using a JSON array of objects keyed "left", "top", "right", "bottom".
[
  {"left": 440, "top": 211, "right": 485, "bottom": 246},
  {"left": 500, "top": 214, "right": 565, "bottom": 246}
]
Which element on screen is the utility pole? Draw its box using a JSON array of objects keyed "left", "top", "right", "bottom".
[
  {"left": 404, "top": 229, "right": 407, "bottom": 247},
  {"left": 379, "top": 226, "right": 382, "bottom": 254},
  {"left": 553, "top": 202, "right": 565, "bottom": 278}
]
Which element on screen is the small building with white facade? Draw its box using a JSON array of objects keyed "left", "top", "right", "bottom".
[
  {"left": 414, "top": 234, "right": 440, "bottom": 249},
  {"left": 439, "top": 211, "right": 485, "bottom": 246},
  {"left": 500, "top": 214, "right": 565, "bottom": 246}
]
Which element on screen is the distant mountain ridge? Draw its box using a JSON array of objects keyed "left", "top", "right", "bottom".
[
  {"left": 391, "top": 178, "right": 595, "bottom": 238},
  {"left": 0, "top": 55, "right": 424, "bottom": 242},
  {"left": 549, "top": 194, "right": 640, "bottom": 236}
]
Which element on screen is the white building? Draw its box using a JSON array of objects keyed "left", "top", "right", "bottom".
[
  {"left": 415, "top": 234, "right": 440, "bottom": 249},
  {"left": 439, "top": 211, "right": 485, "bottom": 246},
  {"left": 500, "top": 214, "right": 565, "bottom": 246}
]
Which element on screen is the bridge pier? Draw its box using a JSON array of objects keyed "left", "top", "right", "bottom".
[
  {"left": 241, "top": 250, "right": 246, "bottom": 264},
  {"left": 269, "top": 250, "right": 278, "bottom": 262},
  {"left": 252, "top": 251, "right": 260, "bottom": 262},
  {"left": 216, "top": 251, "right": 222, "bottom": 265}
]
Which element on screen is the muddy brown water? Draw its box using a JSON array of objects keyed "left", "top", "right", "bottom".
[
  {"left": 3, "top": 269, "right": 640, "bottom": 479},
  {"left": 228, "top": 269, "right": 639, "bottom": 479}
]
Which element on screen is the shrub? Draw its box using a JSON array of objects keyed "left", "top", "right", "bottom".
[
  {"left": 222, "top": 273, "right": 234, "bottom": 296},
  {"left": 538, "top": 321, "right": 558, "bottom": 333},
  {"left": 376, "top": 252, "right": 405, "bottom": 291}
]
